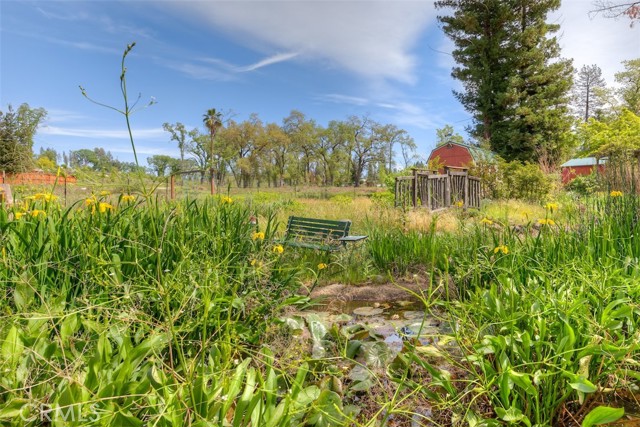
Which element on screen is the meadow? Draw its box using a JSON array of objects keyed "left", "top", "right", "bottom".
[{"left": 0, "top": 180, "right": 639, "bottom": 426}]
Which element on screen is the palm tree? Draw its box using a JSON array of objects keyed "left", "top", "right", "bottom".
[{"left": 202, "top": 108, "right": 222, "bottom": 193}]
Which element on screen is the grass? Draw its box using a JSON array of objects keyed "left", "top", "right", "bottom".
[{"left": 1, "top": 186, "right": 638, "bottom": 426}]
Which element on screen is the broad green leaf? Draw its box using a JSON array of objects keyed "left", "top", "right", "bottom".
[
  {"left": 1, "top": 325, "right": 24, "bottom": 368},
  {"left": 582, "top": 406, "right": 624, "bottom": 427}
]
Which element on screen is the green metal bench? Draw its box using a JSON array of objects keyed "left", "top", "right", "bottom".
[{"left": 282, "top": 216, "right": 368, "bottom": 251}]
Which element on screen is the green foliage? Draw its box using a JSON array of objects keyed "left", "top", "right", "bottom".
[
  {"left": 565, "top": 172, "right": 603, "bottom": 195},
  {"left": 435, "top": 0, "right": 574, "bottom": 166},
  {"left": 0, "top": 104, "right": 47, "bottom": 173},
  {"left": 472, "top": 158, "right": 554, "bottom": 201},
  {"left": 435, "top": 124, "right": 464, "bottom": 147},
  {"left": 578, "top": 109, "right": 640, "bottom": 157},
  {"left": 615, "top": 58, "right": 640, "bottom": 114}
]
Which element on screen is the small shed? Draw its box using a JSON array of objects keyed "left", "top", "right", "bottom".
[
  {"left": 560, "top": 157, "right": 606, "bottom": 184},
  {"left": 427, "top": 142, "right": 494, "bottom": 171}
]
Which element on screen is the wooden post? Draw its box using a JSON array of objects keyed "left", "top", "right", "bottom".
[
  {"left": 170, "top": 175, "right": 175, "bottom": 200},
  {"left": 464, "top": 173, "right": 469, "bottom": 208},
  {"left": 427, "top": 176, "right": 432, "bottom": 210},
  {"left": 445, "top": 171, "right": 451, "bottom": 208},
  {"left": 412, "top": 169, "right": 418, "bottom": 208},
  {"left": 394, "top": 178, "right": 399, "bottom": 207}
]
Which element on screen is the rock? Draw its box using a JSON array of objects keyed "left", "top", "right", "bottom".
[{"left": 353, "top": 307, "right": 384, "bottom": 316}]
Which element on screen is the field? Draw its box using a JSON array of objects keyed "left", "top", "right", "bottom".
[{"left": 1, "top": 182, "right": 639, "bottom": 426}]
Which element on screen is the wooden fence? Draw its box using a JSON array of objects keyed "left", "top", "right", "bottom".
[
  {"left": 1, "top": 171, "right": 77, "bottom": 185},
  {"left": 395, "top": 168, "right": 481, "bottom": 210}
]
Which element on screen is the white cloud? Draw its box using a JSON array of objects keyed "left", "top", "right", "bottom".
[
  {"left": 40, "top": 126, "right": 165, "bottom": 140},
  {"left": 551, "top": 1, "right": 640, "bottom": 84},
  {"left": 317, "top": 92, "right": 444, "bottom": 130},
  {"left": 237, "top": 52, "right": 300, "bottom": 72},
  {"left": 169, "top": 0, "right": 435, "bottom": 83}
]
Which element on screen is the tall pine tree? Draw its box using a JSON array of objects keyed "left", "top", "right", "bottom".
[
  {"left": 436, "top": 0, "right": 573, "bottom": 166},
  {"left": 573, "top": 65, "right": 607, "bottom": 122}
]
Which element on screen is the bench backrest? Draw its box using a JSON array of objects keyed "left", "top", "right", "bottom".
[{"left": 285, "top": 216, "right": 351, "bottom": 245}]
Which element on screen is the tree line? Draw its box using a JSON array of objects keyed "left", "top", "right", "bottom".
[{"left": 161, "top": 110, "right": 416, "bottom": 188}]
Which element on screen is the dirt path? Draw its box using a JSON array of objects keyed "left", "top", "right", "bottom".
[{"left": 308, "top": 279, "right": 429, "bottom": 302}]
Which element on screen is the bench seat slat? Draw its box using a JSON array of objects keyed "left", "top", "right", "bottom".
[{"left": 282, "top": 216, "right": 365, "bottom": 251}]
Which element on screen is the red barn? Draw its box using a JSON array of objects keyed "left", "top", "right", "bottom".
[
  {"left": 560, "top": 157, "right": 606, "bottom": 184},
  {"left": 427, "top": 142, "right": 494, "bottom": 171}
]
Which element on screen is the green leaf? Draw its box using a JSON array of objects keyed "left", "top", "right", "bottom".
[
  {"left": 0, "top": 398, "right": 30, "bottom": 420},
  {"left": 1, "top": 325, "right": 24, "bottom": 368},
  {"left": 569, "top": 378, "right": 598, "bottom": 394},
  {"left": 582, "top": 406, "right": 624, "bottom": 427}
]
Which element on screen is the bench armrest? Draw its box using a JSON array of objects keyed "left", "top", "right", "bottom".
[{"left": 337, "top": 235, "right": 368, "bottom": 242}]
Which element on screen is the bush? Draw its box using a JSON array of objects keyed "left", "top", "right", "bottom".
[{"left": 566, "top": 173, "right": 603, "bottom": 195}]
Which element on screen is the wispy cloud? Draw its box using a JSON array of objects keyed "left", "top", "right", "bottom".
[
  {"left": 45, "top": 109, "right": 90, "bottom": 123},
  {"left": 317, "top": 92, "right": 444, "bottom": 130},
  {"left": 168, "top": 1, "right": 436, "bottom": 83},
  {"left": 5, "top": 29, "right": 121, "bottom": 55},
  {"left": 161, "top": 51, "right": 299, "bottom": 81},
  {"left": 40, "top": 126, "right": 165, "bottom": 140},
  {"left": 236, "top": 52, "right": 299, "bottom": 72}
]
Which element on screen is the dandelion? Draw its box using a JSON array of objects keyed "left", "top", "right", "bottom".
[
  {"left": 544, "top": 202, "right": 559, "bottom": 213},
  {"left": 29, "top": 210, "right": 46, "bottom": 218},
  {"left": 121, "top": 194, "right": 136, "bottom": 203},
  {"left": 538, "top": 218, "right": 555, "bottom": 226},
  {"left": 252, "top": 231, "right": 265, "bottom": 241},
  {"left": 273, "top": 244, "right": 284, "bottom": 254},
  {"left": 480, "top": 218, "right": 493, "bottom": 226},
  {"left": 318, "top": 263, "right": 328, "bottom": 270},
  {"left": 99, "top": 202, "right": 114, "bottom": 213},
  {"left": 493, "top": 245, "right": 509, "bottom": 255},
  {"left": 610, "top": 190, "right": 623, "bottom": 197}
]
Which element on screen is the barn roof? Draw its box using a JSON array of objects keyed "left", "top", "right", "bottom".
[
  {"left": 560, "top": 157, "right": 607, "bottom": 168},
  {"left": 431, "top": 142, "right": 495, "bottom": 162}
]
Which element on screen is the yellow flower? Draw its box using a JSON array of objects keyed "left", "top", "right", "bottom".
[
  {"left": 273, "top": 244, "right": 284, "bottom": 254},
  {"left": 538, "top": 218, "right": 555, "bottom": 226},
  {"left": 493, "top": 245, "right": 509, "bottom": 255},
  {"left": 1, "top": 247, "right": 5, "bottom": 259},
  {"left": 98, "top": 202, "right": 114, "bottom": 213},
  {"left": 455, "top": 200, "right": 464, "bottom": 208},
  {"left": 544, "top": 202, "right": 559, "bottom": 213},
  {"left": 219, "top": 196, "right": 233, "bottom": 204},
  {"left": 99, "top": 190, "right": 111, "bottom": 196},
  {"left": 121, "top": 194, "right": 136, "bottom": 203},
  {"left": 250, "top": 259, "right": 263, "bottom": 268},
  {"left": 480, "top": 218, "right": 493, "bottom": 226},
  {"left": 84, "top": 196, "right": 97, "bottom": 207},
  {"left": 29, "top": 210, "right": 46, "bottom": 218},
  {"left": 252, "top": 231, "right": 265, "bottom": 241},
  {"left": 30, "top": 193, "right": 57, "bottom": 202},
  {"left": 14, "top": 212, "right": 24, "bottom": 220},
  {"left": 610, "top": 190, "right": 623, "bottom": 197},
  {"left": 318, "top": 263, "right": 328, "bottom": 270}
]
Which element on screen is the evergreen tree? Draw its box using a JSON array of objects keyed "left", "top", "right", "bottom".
[
  {"left": 0, "top": 104, "right": 47, "bottom": 173},
  {"left": 615, "top": 58, "right": 640, "bottom": 115},
  {"left": 435, "top": 0, "right": 573, "bottom": 165},
  {"left": 573, "top": 65, "right": 607, "bottom": 121}
]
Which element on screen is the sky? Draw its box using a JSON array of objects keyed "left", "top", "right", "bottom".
[{"left": 1, "top": 0, "right": 639, "bottom": 167}]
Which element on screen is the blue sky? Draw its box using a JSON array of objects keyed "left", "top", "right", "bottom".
[{"left": 1, "top": 0, "right": 638, "bottom": 166}]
